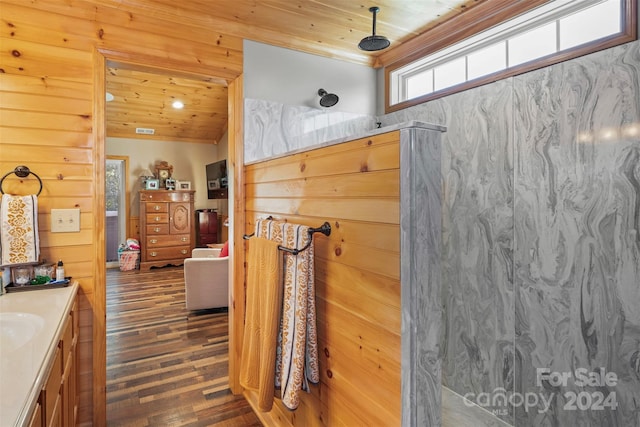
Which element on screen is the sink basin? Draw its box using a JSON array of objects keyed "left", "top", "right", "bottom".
[{"left": 0, "top": 312, "right": 45, "bottom": 353}]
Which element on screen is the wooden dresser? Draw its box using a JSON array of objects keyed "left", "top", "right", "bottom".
[{"left": 139, "top": 190, "right": 195, "bottom": 270}]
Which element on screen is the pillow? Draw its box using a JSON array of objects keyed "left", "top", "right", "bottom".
[{"left": 219, "top": 240, "right": 229, "bottom": 257}]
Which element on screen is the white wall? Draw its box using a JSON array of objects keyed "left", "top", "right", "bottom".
[
  {"left": 106, "top": 137, "right": 227, "bottom": 216},
  {"left": 243, "top": 40, "right": 377, "bottom": 115}
]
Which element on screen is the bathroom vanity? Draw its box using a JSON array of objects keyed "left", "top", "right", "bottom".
[{"left": 0, "top": 283, "right": 79, "bottom": 427}]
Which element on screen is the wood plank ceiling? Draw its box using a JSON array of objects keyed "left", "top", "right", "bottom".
[
  {"left": 106, "top": 67, "right": 228, "bottom": 144},
  {"left": 104, "top": 0, "right": 485, "bottom": 144}
]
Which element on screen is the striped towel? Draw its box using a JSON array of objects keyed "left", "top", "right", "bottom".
[
  {"left": 0, "top": 194, "right": 40, "bottom": 266},
  {"left": 255, "top": 219, "right": 319, "bottom": 411}
]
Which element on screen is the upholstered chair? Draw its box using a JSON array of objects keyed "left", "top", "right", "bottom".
[{"left": 183, "top": 248, "right": 229, "bottom": 310}]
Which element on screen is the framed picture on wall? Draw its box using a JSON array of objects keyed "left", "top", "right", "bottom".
[
  {"left": 177, "top": 181, "right": 191, "bottom": 190},
  {"left": 207, "top": 179, "right": 220, "bottom": 190},
  {"left": 145, "top": 179, "right": 160, "bottom": 190}
]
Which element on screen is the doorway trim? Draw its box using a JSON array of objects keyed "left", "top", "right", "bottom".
[
  {"left": 106, "top": 156, "right": 130, "bottom": 267},
  {"left": 93, "top": 48, "right": 244, "bottom": 425}
]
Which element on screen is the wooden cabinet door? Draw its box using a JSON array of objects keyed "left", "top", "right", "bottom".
[{"left": 169, "top": 202, "right": 191, "bottom": 235}]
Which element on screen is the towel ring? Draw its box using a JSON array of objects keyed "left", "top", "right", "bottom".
[{"left": 0, "top": 166, "right": 43, "bottom": 196}]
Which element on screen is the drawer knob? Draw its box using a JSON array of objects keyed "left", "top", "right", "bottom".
[
  {"left": 150, "top": 252, "right": 158, "bottom": 257},
  {"left": 181, "top": 237, "right": 188, "bottom": 242},
  {"left": 154, "top": 205, "right": 160, "bottom": 211},
  {"left": 154, "top": 227, "right": 160, "bottom": 232},
  {"left": 150, "top": 239, "right": 158, "bottom": 244},
  {"left": 155, "top": 216, "right": 160, "bottom": 222},
  {"left": 181, "top": 249, "right": 188, "bottom": 254}
]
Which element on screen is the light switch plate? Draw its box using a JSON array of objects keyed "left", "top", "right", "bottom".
[{"left": 51, "top": 208, "right": 81, "bottom": 232}]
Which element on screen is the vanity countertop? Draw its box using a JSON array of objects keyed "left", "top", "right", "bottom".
[{"left": 0, "top": 282, "right": 79, "bottom": 427}]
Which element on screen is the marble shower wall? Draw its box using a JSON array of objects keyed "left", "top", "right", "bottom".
[
  {"left": 382, "top": 41, "right": 640, "bottom": 427},
  {"left": 383, "top": 78, "right": 517, "bottom": 425},
  {"left": 512, "top": 42, "right": 640, "bottom": 427},
  {"left": 244, "top": 98, "right": 376, "bottom": 163}
]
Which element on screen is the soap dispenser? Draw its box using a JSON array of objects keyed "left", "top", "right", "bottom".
[{"left": 56, "top": 260, "right": 65, "bottom": 282}]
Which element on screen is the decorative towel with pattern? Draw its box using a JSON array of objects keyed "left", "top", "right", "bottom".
[
  {"left": 0, "top": 194, "right": 40, "bottom": 266},
  {"left": 255, "top": 219, "right": 320, "bottom": 411}
]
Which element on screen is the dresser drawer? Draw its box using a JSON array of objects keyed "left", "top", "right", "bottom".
[
  {"left": 146, "top": 245, "right": 191, "bottom": 260},
  {"left": 140, "top": 190, "right": 194, "bottom": 203},
  {"left": 146, "top": 224, "right": 170, "bottom": 235},
  {"left": 145, "top": 202, "right": 168, "bottom": 213},
  {"left": 146, "top": 213, "right": 169, "bottom": 224},
  {"left": 146, "top": 234, "right": 190, "bottom": 248}
]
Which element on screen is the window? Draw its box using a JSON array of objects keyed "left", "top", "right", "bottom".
[{"left": 387, "top": 0, "right": 636, "bottom": 112}]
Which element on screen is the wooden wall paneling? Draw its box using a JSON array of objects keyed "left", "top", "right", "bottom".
[
  {"left": 130, "top": 216, "right": 140, "bottom": 241},
  {"left": 0, "top": 133, "right": 92, "bottom": 154},
  {"left": 0, "top": 110, "right": 93, "bottom": 132},
  {"left": 241, "top": 132, "right": 402, "bottom": 426},
  {"left": 244, "top": 134, "right": 400, "bottom": 182},
  {"left": 1, "top": 1, "right": 245, "bottom": 424},
  {"left": 245, "top": 169, "right": 400, "bottom": 199}
]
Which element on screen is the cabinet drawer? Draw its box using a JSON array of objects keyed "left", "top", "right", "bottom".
[
  {"left": 146, "top": 234, "right": 190, "bottom": 248},
  {"left": 146, "top": 213, "right": 169, "bottom": 224},
  {"left": 140, "top": 190, "right": 194, "bottom": 202},
  {"left": 146, "top": 224, "right": 169, "bottom": 235},
  {"left": 146, "top": 245, "right": 191, "bottom": 260},
  {"left": 145, "top": 202, "right": 168, "bottom": 213}
]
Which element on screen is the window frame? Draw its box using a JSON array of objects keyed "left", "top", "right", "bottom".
[{"left": 384, "top": 0, "right": 637, "bottom": 114}]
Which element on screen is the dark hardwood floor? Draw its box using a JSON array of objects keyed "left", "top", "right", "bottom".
[{"left": 106, "top": 266, "right": 261, "bottom": 427}]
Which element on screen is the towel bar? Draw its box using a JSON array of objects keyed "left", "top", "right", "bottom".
[
  {"left": 0, "top": 166, "right": 43, "bottom": 196},
  {"left": 243, "top": 218, "right": 331, "bottom": 255}
]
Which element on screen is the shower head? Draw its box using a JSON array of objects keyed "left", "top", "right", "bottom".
[
  {"left": 358, "top": 6, "right": 390, "bottom": 52},
  {"left": 318, "top": 89, "right": 339, "bottom": 108}
]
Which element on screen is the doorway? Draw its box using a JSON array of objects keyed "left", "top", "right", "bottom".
[
  {"left": 105, "top": 156, "right": 129, "bottom": 268},
  {"left": 95, "top": 52, "right": 243, "bottom": 423}
]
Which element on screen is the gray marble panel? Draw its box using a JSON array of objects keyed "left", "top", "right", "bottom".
[
  {"left": 401, "top": 127, "right": 445, "bottom": 427},
  {"left": 383, "top": 39, "right": 640, "bottom": 427},
  {"left": 438, "top": 81, "right": 515, "bottom": 425},
  {"left": 513, "top": 41, "right": 640, "bottom": 427},
  {"left": 388, "top": 80, "right": 516, "bottom": 425},
  {"left": 244, "top": 98, "right": 375, "bottom": 163}
]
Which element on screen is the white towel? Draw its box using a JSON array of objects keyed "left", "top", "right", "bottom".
[{"left": 0, "top": 194, "right": 40, "bottom": 266}]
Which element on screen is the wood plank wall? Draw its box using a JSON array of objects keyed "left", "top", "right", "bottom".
[
  {"left": 0, "top": 2, "right": 243, "bottom": 424},
  {"left": 242, "top": 131, "right": 402, "bottom": 426}
]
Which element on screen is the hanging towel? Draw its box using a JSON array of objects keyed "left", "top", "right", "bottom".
[
  {"left": 255, "top": 219, "right": 320, "bottom": 411},
  {"left": 0, "top": 194, "right": 40, "bottom": 266},
  {"left": 239, "top": 236, "right": 282, "bottom": 412}
]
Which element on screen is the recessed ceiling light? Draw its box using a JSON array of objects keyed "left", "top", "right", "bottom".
[
  {"left": 172, "top": 100, "right": 184, "bottom": 109},
  {"left": 105, "top": 92, "right": 114, "bottom": 102}
]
